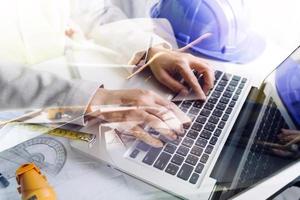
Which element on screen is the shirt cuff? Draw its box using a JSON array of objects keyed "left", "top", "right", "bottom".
[
  {"left": 61, "top": 80, "right": 102, "bottom": 126},
  {"left": 127, "top": 42, "right": 172, "bottom": 74}
]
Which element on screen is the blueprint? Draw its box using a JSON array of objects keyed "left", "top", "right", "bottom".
[{"left": 0, "top": 134, "right": 176, "bottom": 200}]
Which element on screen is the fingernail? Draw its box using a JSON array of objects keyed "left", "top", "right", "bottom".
[
  {"left": 171, "top": 133, "right": 178, "bottom": 140},
  {"left": 154, "top": 141, "right": 164, "bottom": 148},
  {"left": 200, "top": 95, "right": 206, "bottom": 101},
  {"left": 179, "top": 126, "right": 184, "bottom": 134},
  {"left": 180, "top": 89, "right": 189, "bottom": 96}
]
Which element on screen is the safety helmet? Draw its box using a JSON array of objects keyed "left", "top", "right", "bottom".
[{"left": 151, "top": 0, "right": 265, "bottom": 63}]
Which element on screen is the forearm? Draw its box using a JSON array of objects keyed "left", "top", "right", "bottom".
[
  {"left": 0, "top": 62, "right": 100, "bottom": 125},
  {"left": 70, "top": 0, "right": 176, "bottom": 64},
  {"left": 87, "top": 18, "right": 173, "bottom": 64}
]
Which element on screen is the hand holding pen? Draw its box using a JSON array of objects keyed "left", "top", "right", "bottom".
[
  {"left": 259, "top": 129, "right": 300, "bottom": 158},
  {"left": 127, "top": 33, "right": 215, "bottom": 100}
]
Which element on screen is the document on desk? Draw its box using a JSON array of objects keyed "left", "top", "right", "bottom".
[
  {"left": 0, "top": 110, "right": 176, "bottom": 200},
  {"left": 0, "top": 134, "right": 174, "bottom": 200},
  {"left": 0, "top": 123, "right": 43, "bottom": 152}
]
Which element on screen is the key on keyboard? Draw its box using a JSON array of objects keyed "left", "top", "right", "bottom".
[
  {"left": 143, "top": 147, "right": 163, "bottom": 165},
  {"left": 128, "top": 70, "right": 248, "bottom": 185}
]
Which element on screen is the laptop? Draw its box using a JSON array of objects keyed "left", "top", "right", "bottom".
[{"left": 70, "top": 47, "right": 300, "bottom": 200}]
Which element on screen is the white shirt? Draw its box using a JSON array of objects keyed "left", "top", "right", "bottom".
[{"left": 0, "top": 0, "right": 176, "bottom": 67}]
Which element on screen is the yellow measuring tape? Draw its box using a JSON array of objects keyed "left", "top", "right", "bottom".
[{"left": 8, "top": 122, "right": 96, "bottom": 143}]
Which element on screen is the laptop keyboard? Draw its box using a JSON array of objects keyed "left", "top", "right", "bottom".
[
  {"left": 238, "top": 98, "right": 289, "bottom": 184},
  {"left": 128, "top": 70, "right": 248, "bottom": 184}
]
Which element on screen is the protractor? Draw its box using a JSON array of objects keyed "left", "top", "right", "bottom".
[{"left": 0, "top": 137, "right": 67, "bottom": 179}]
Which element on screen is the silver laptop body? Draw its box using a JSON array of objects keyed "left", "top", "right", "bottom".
[{"left": 71, "top": 47, "right": 300, "bottom": 199}]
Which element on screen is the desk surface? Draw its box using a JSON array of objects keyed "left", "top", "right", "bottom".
[
  {"left": 1, "top": 1, "right": 300, "bottom": 199},
  {"left": 12, "top": 42, "right": 300, "bottom": 200}
]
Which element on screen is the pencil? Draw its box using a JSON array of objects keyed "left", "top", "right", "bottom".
[{"left": 126, "top": 32, "right": 212, "bottom": 80}]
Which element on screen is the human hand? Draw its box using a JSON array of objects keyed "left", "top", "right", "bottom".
[
  {"left": 274, "top": 129, "right": 300, "bottom": 157},
  {"left": 148, "top": 47, "right": 215, "bottom": 100},
  {"left": 263, "top": 129, "right": 300, "bottom": 158},
  {"left": 87, "top": 88, "right": 191, "bottom": 147}
]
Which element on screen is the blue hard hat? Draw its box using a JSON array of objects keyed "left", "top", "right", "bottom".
[
  {"left": 276, "top": 56, "right": 300, "bottom": 127},
  {"left": 151, "top": 0, "right": 265, "bottom": 63}
]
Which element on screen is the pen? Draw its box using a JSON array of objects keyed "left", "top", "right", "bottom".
[
  {"left": 126, "top": 32, "right": 212, "bottom": 80},
  {"left": 46, "top": 105, "right": 166, "bottom": 120},
  {"left": 256, "top": 140, "right": 299, "bottom": 153},
  {"left": 177, "top": 32, "right": 212, "bottom": 52},
  {"left": 0, "top": 110, "right": 42, "bottom": 127},
  {"left": 139, "top": 36, "right": 153, "bottom": 67},
  {"left": 126, "top": 36, "right": 154, "bottom": 79},
  {"left": 89, "top": 105, "right": 164, "bottom": 114}
]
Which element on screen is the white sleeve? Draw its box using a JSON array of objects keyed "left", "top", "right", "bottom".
[
  {"left": 87, "top": 18, "right": 177, "bottom": 64},
  {"left": 70, "top": 0, "right": 128, "bottom": 35},
  {"left": 0, "top": 61, "right": 100, "bottom": 126},
  {"left": 69, "top": 0, "right": 177, "bottom": 64}
]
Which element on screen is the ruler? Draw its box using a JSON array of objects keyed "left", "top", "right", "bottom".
[{"left": 7, "top": 122, "right": 96, "bottom": 143}]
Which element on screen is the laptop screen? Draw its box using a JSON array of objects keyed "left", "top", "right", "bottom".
[
  {"left": 210, "top": 46, "right": 300, "bottom": 199},
  {"left": 276, "top": 49, "right": 300, "bottom": 128}
]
